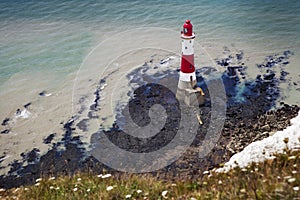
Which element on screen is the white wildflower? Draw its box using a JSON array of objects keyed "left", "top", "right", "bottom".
[
  {"left": 293, "top": 186, "right": 299, "bottom": 191},
  {"left": 35, "top": 182, "right": 40, "bottom": 186},
  {"left": 137, "top": 189, "right": 142, "bottom": 194},
  {"left": 288, "top": 156, "right": 296, "bottom": 160},
  {"left": 292, "top": 170, "right": 297, "bottom": 174},
  {"left": 87, "top": 188, "right": 91, "bottom": 192},
  {"left": 218, "top": 180, "right": 222, "bottom": 184},
  {"left": 73, "top": 187, "right": 78, "bottom": 192},
  {"left": 171, "top": 183, "right": 177, "bottom": 187},
  {"left": 288, "top": 178, "right": 296, "bottom": 183},
  {"left": 13, "top": 188, "right": 20, "bottom": 193},
  {"left": 241, "top": 168, "right": 247, "bottom": 172},
  {"left": 106, "top": 186, "right": 113, "bottom": 191},
  {"left": 55, "top": 187, "right": 60, "bottom": 190},
  {"left": 203, "top": 171, "right": 209, "bottom": 175},
  {"left": 284, "top": 176, "right": 292, "bottom": 179},
  {"left": 50, "top": 186, "right": 54, "bottom": 190},
  {"left": 49, "top": 177, "right": 55, "bottom": 181},
  {"left": 240, "top": 188, "right": 246, "bottom": 193},
  {"left": 97, "top": 174, "right": 102, "bottom": 178},
  {"left": 190, "top": 198, "right": 197, "bottom": 200},
  {"left": 125, "top": 194, "right": 132, "bottom": 198},
  {"left": 102, "top": 174, "right": 112, "bottom": 179},
  {"left": 0, "top": 188, "right": 5, "bottom": 192},
  {"left": 35, "top": 178, "right": 42, "bottom": 182},
  {"left": 77, "top": 178, "right": 82, "bottom": 181},
  {"left": 269, "top": 156, "right": 276, "bottom": 160},
  {"left": 24, "top": 188, "right": 29, "bottom": 191},
  {"left": 162, "top": 190, "right": 168, "bottom": 199}
]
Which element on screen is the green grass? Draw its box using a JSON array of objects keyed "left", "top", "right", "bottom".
[{"left": 1, "top": 149, "right": 299, "bottom": 200}]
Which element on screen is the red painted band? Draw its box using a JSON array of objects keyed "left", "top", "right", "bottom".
[{"left": 181, "top": 54, "right": 195, "bottom": 73}]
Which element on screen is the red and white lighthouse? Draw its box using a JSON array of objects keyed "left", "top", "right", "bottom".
[
  {"left": 176, "top": 20, "right": 204, "bottom": 106},
  {"left": 180, "top": 19, "right": 196, "bottom": 85}
]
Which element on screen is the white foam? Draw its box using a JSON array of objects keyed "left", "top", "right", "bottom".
[
  {"left": 159, "top": 56, "right": 174, "bottom": 67},
  {"left": 44, "top": 93, "right": 52, "bottom": 97},
  {"left": 15, "top": 109, "right": 31, "bottom": 119},
  {"left": 216, "top": 110, "right": 300, "bottom": 173},
  {"left": 100, "top": 83, "right": 108, "bottom": 90}
]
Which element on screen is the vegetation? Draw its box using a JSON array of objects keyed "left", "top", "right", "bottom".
[{"left": 0, "top": 149, "right": 299, "bottom": 200}]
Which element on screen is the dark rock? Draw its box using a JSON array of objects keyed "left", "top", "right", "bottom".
[
  {"left": 76, "top": 119, "right": 89, "bottom": 132},
  {"left": 1, "top": 118, "right": 9, "bottom": 126},
  {"left": 0, "top": 155, "right": 6, "bottom": 164},
  {"left": 8, "top": 160, "right": 23, "bottom": 174},
  {"left": 43, "top": 133, "right": 56, "bottom": 144},
  {"left": 227, "top": 66, "right": 236, "bottom": 77},
  {"left": 24, "top": 102, "right": 31, "bottom": 109},
  {"left": 283, "top": 50, "right": 293, "bottom": 57},
  {"left": 92, "top": 87, "right": 101, "bottom": 111},
  {"left": 283, "top": 61, "right": 289, "bottom": 65},
  {"left": 263, "top": 73, "right": 275, "bottom": 81},
  {"left": 39, "top": 91, "right": 46, "bottom": 96},
  {"left": 20, "top": 148, "right": 40, "bottom": 163},
  {"left": 1, "top": 129, "right": 10, "bottom": 134},
  {"left": 261, "top": 122, "right": 272, "bottom": 131},
  {"left": 266, "top": 115, "right": 276, "bottom": 124},
  {"left": 236, "top": 51, "right": 244, "bottom": 61},
  {"left": 16, "top": 109, "right": 21, "bottom": 115},
  {"left": 88, "top": 111, "right": 98, "bottom": 119}
]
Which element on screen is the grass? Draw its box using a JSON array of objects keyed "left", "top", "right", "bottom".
[{"left": 0, "top": 149, "right": 299, "bottom": 200}]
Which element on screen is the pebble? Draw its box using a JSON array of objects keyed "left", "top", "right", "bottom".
[
  {"left": 39, "top": 91, "right": 52, "bottom": 97},
  {"left": 261, "top": 125, "right": 271, "bottom": 132}
]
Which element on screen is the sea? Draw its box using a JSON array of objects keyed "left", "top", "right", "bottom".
[{"left": 0, "top": 0, "right": 300, "bottom": 174}]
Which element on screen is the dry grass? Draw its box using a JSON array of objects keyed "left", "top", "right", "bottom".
[{"left": 0, "top": 149, "right": 299, "bottom": 200}]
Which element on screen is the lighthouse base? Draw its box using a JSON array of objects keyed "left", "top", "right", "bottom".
[{"left": 176, "top": 80, "right": 205, "bottom": 106}]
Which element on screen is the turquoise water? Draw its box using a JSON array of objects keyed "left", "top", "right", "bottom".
[
  {"left": 1, "top": 1, "right": 300, "bottom": 83},
  {"left": 0, "top": 0, "right": 300, "bottom": 95}
]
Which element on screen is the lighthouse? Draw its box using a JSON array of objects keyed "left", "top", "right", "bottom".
[{"left": 176, "top": 19, "right": 204, "bottom": 106}]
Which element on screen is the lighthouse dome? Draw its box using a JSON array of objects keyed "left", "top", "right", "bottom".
[{"left": 183, "top": 19, "right": 193, "bottom": 36}]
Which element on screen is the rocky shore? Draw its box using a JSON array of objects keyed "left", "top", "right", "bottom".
[{"left": 0, "top": 49, "right": 299, "bottom": 189}]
